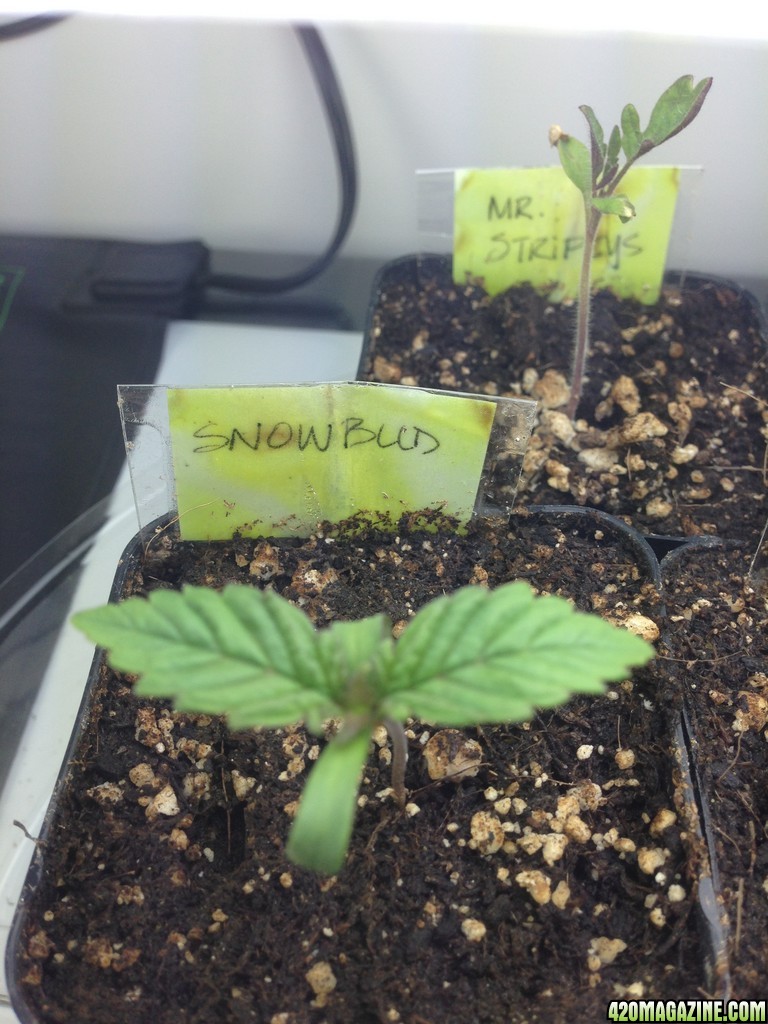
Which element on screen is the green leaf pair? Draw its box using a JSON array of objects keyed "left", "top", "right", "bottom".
[{"left": 74, "top": 580, "right": 654, "bottom": 874}]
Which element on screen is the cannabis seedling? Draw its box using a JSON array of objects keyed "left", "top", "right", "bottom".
[
  {"left": 74, "top": 581, "right": 653, "bottom": 874},
  {"left": 550, "top": 74, "right": 712, "bottom": 420}
]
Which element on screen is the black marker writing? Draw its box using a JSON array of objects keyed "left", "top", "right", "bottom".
[
  {"left": 192, "top": 418, "right": 440, "bottom": 455},
  {"left": 487, "top": 195, "right": 533, "bottom": 221},
  {"left": 485, "top": 230, "right": 642, "bottom": 270},
  {"left": 343, "top": 418, "right": 439, "bottom": 454}
]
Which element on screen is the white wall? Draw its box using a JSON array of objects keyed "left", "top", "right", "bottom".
[{"left": 0, "top": 14, "right": 764, "bottom": 280}]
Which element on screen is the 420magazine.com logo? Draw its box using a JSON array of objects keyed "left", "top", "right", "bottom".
[{"left": 607, "top": 1001, "right": 766, "bottom": 1022}]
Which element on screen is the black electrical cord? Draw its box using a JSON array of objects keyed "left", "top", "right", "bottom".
[
  {"left": 0, "top": 14, "right": 69, "bottom": 42},
  {"left": 201, "top": 24, "right": 358, "bottom": 298},
  {"left": 0, "top": 17, "right": 357, "bottom": 309}
]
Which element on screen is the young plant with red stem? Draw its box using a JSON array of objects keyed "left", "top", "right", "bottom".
[{"left": 550, "top": 74, "right": 712, "bottom": 421}]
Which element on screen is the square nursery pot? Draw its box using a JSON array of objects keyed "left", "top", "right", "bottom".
[
  {"left": 658, "top": 536, "right": 768, "bottom": 1000},
  {"left": 358, "top": 254, "right": 768, "bottom": 550},
  {"left": 7, "top": 505, "right": 730, "bottom": 1023}
]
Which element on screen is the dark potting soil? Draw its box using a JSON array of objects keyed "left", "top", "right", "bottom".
[
  {"left": 660, "top": 541, "right": 768, "bottom": 1000},
  {"left": 360, "top": 258, "right": 767, "bottom": 543},
  {"left": 12, "top": 511, "right": 706, "bottom": 1024}
]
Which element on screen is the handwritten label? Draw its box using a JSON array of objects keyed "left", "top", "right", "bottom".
[
  {"left": 167, "top": 383, "right": 499, "bottom": 540},
  {"left": 453, "top": 166, "right": 679, "bottom": 302}
]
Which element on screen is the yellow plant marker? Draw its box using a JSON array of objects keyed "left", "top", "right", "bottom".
[
  {"left": 167, "top": 383, "right": 501, "bottom": 540},
  {"left": 453, "top": 166, "right": 679, "bottom": 303}
]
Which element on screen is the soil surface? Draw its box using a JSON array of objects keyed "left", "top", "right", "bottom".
[
  {"left": 360, "top": 256, "right": 767, "bottom": 544},
  {"left": 10, "top": 509, "right": 712, "bottom": 1024},
  {"left": 660, "top": 540, "right": 768, "bottom": 1001}
]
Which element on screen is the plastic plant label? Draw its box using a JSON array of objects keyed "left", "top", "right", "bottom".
[
  {"left": 453, "top": 166, "right": 679, "bottom": 303},
  {"left": 164, "top": 382, "right": 535, "bottom": 540}
]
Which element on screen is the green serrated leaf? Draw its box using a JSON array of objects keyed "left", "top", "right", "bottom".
[
  {"left": 73, "top": 586, "right": 339, "bottom": 730},
  {"left": 643, "top": 75, "right": 713, "bottom": 148},
  {"left": 597, "top": 124, "right": 622, "bottom": 190},
  {"left": 380, "top": 582, "right": 653, "bottom": 726},
  {"left": 316, "top": 614, "right": 394, "bottom": 708},
  {"left": 620, "top": 103, "right": 643, "bottom": 161},
  {"left": 555, "top": 134, "right": 593, "bottom": 201},
  {"left": 579, "top": 104, "right": 606, "bottom": 182},
  {"left": 605, "top": 124, "right": 622, "bottom": 169},
  {"left": 286, "top": 727, "right": 372, "bottom": 874},
  {"left": 592, "top": 194, "right": 636, "bottom": 222}
]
